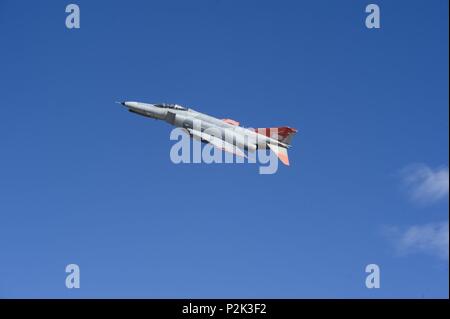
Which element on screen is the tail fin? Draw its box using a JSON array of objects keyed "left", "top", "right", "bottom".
[
  {"left": 267, "top": 144, "right": 290, "bottom": 166},
  {"left": 255, "top": 127, "right": 297, "bottom": 145}
]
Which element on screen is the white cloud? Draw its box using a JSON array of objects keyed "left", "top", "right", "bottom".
[
  {"left": 393, "top": 222, "right": 449, "bottom": 260},
  {"left": 401, "top": 164, "right": 449, "bottom": 204},
  {"left": 384, "top": 164, "right": 449, "bottom": 261}
]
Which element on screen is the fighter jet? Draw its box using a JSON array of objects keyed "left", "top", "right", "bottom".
[{"left": 118, "top": 101, "right": 297, "bottom": 165}]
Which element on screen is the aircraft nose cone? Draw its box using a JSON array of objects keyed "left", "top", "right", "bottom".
[
  {"left": 120, "top": 101, "right": 140, "bottom": 109},
  {"left": 115, "top": 101, "right": 127, "bottom": 107}
]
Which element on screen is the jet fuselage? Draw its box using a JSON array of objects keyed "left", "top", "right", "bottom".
[{"left": 120, "top": 101, "right": 296, "bottom": 165}]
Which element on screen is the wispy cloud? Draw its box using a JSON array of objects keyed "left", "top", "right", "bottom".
[
  {"left": 401, "top": 164, "right": 449, "bottom": 204},
  {"left": 386, "top": 222, "right": 449, "bottom": 260},
  {"left": 384, "top": 164, "right": 449, "bottom": 261}
]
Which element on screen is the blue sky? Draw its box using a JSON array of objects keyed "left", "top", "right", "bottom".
[{"left": 0, "top": 0, "right": 448, "bottom": 298}]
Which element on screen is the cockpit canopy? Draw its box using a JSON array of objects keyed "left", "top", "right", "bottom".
[{"left": 154, "top": 103, "right": 187, "bottom": 110}]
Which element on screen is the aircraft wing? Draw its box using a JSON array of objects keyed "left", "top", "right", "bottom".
[{"left": 187, "top": 129, "right": 246, "bottom": 158}]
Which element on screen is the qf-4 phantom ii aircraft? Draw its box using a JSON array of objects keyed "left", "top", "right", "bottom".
[{"left": 118, "top": 101, "right": 297, "bottom": 165}]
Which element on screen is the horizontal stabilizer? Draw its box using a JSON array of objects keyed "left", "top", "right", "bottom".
[{"left": 267, "top": 143, "right": 290, "bottom": 166}]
